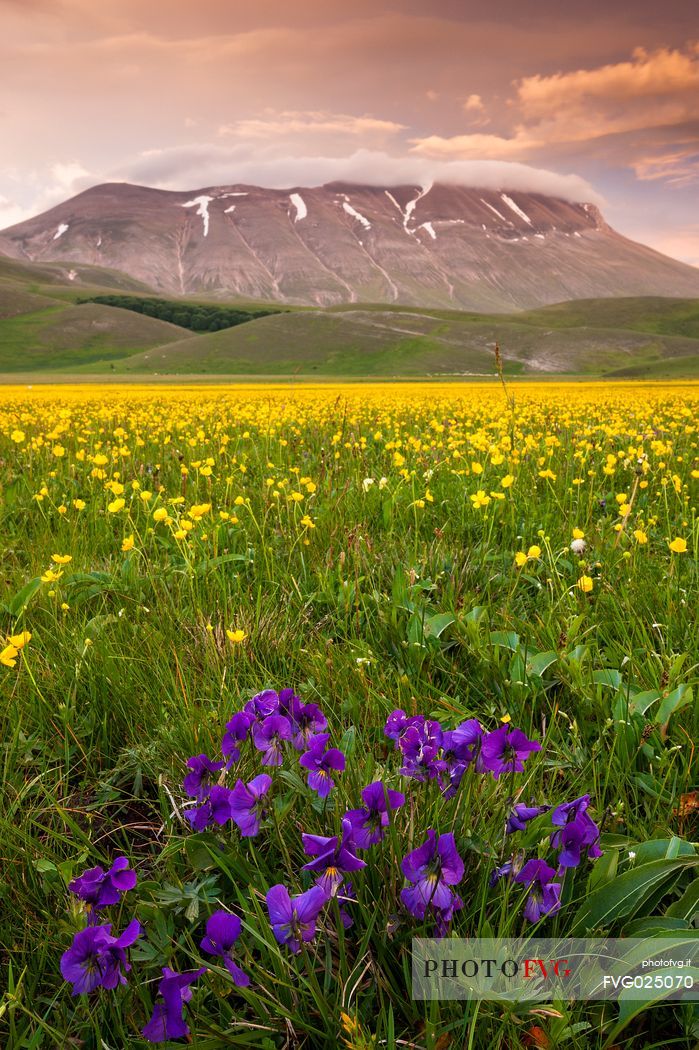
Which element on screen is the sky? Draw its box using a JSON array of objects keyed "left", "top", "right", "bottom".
[{"left": 1, "top": 0, "right": 698, "bottom": 264}]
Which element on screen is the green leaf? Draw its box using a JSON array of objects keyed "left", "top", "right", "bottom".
[
  {"left": 3, "top": 577, "right": 42, "bottom": 616},
  {"left": 628, "top": 689, "right": 661, "bottom": 716},
  {"left": 633, "top": 837, "right": 695, "bottom": 865},
  {"left": 526, "top": 650, "right": 558, "bottom": 677},
  {"left": 666, "top": 877, "right": 699, "bottom": 920},
  {"left": 490, "top": 630, "right": 520, "bottom": 651},
  {"left": 622, "top": 916, "right": 689, "bottom": 936},
  {"left": 423, "top": 612, "right": 455, "bottom": 639},
  {"left": 591, "top": 668, "right": 623, "bottom": 689},
  {"left": 587, "top": 848, "right": 619, "bottom": 892},
  {"left": 571, "top": 855, "right": 699, "bottom": 934},
  {"left": 654, "top": 684, "right": 692, "bottom": 727}
]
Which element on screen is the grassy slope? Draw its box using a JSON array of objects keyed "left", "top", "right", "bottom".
[
  {"left": 1, "top": 247, "right": 698, "bottom": 376},
  {"left": 112, "top": 304, "right": 699, "bottom": 377},
  {"left": 0, "top": 303, "right": 191, "bottom": 371}
]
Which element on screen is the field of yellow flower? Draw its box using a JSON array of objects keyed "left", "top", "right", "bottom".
[{"left": 1, "top": 381, "right": 697, "bottom": 1048}]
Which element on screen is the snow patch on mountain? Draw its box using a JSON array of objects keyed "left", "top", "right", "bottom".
[
  {"left": 500, "top": 194, "right": 532, "bottom": 225},
  {"left": 54, "top": 223, "right": 69, "bottom": 240},
  {"left": 289, "top": 193, "right": 307, "bottom": 221},
  {"left": 342, "top": 201, "right": 371, "bottom": 229},
  {"left": 420, "top": 222, "right": 436, "bottom": 240},
  {"left": 480, "top": 199, "right": 508, "bottom": 223},
  {"left": 181, "top": 195, "right": 213, "bottom": 236}
]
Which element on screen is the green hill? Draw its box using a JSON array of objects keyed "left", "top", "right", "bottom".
[
  {"left": 110, "top": 303, "right": 699, "bottom": 377},
  {"left": 0, "top": 249, "right": 697, "bottom": 377}
]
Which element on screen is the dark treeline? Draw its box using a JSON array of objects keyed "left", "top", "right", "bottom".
[{"left": 78, "top": 295, "right": 283, "bottom": 332}]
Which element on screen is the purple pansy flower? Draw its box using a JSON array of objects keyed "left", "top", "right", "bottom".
[
  {"left": 142, "top": 966, "right": 206, "bottom": 1043},
  {"left": 514, "top": 859, "right": 561, "bottom": 923},
  {"left": 439, "top": 718, "right": 483, "bottom": 797},
  {"left": 244, "top": 689, "right": 280, "bottom": 722},
  {"left": 479, "top": 726, "right": 541, "bottom": 780},
  {"left": 398, "top": 718, "right": 443, "bottom": 781},
  {"left": 229, "top": 774, "right": 272, "bottom": 837},
  {"left": 200, "top": 910, "right": 249, "bottom": 986},
  {"left": 221, "top": 712, "right": 252, "bottom": 765},
  {"left": 183, "top": 754, "right": 225, "bottom": 801},
  {"left": 60, "top": 920, "right": 141, "bottom": 995},
  {"left": 344, "top": 781, "right": 405, "bottom": 848},
  {"left": 550, "top": 794, "right": 590, "bottom": 827},
  {"left": 551, "top": 811, "right": 603, "bottom": 868},
  {"left": 384, "top": 709, "right": 410, "bottom": 742},
  {"left": 337, "top": 882, "right": 357, "bottom": 929},
  {"left": 489, "top": 860, "right": 514, "bottom": 887},
  {"left": 549, "top": 794, "right": 602, "bottom": 867},
  {"left": 68, "top": 857, "right": 137, "bottom": 919},
  {"left": 185, "top": 785, "right": 235, "bottom": 832},
  {"left": 290, "top": 702, "right": 328, "bottom": 750},
  {"left": 299, "top": 733, "right": 346, "bottom": 798},
  {"left": 302, "top": 818, "right": 367, "bottom": 898},
  {"left": 433, "top": 891, "right": 463, "bottom": 937},
  {"left": 506, "top": 803, "right": 550, "bottom": 835},
  {"left": 252, "top": 714, "right": 292, "bottom": 766},
  {"left": 266, "top": 884, "right": 327, "bottom": 953},
  {"left": 400, "top": 830, "right": 464, "bottom": 920}
]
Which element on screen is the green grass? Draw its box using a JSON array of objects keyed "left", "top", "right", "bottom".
[
  {"left": 1, "top": 248, "right": 698, "bottom": 376},
  {"left": 0, "top": 303, "right": 190, "bottom": 370},
  {"left": 0, "top": 382, "right": 697, "bottom": 1049}
]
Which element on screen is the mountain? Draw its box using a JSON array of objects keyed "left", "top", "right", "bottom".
[{"left": 3, "top": 182, "right": 699, "bottom": 311}]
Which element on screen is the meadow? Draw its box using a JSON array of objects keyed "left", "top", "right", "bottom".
[{"left": 0, "top": 380, "right": 697, "bottom": 1049}]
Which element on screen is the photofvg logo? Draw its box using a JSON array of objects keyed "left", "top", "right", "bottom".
[{"left": 412, "top": 937, "right": 699, "bottom": 1002}]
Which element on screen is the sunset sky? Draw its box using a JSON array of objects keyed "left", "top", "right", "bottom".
[{"left": 2, "top": 0, "right": 698, "bottom": 264}]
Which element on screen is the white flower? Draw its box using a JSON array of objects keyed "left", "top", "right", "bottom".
[
  {"left": 362, "top": 477, "right": 375, "bottom": 492},
  {"left": 378, "top": 477, "right": 388, "bottom": 489},
  {"left": 570, "top": 538, "right": 587, "bottom": 554}
]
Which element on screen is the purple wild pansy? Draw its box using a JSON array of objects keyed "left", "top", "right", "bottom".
[
  {"left": 302, "top": 818, "right": 367, "bottom": 898},
  {"left": 299, "top": 733, "right": 345, "bottom": 798},
  {"left": 400, "top": 830, "right": 464, "bottom": 920},
  {"left": 506, "top": 803, "right": 550, "bottom": 835},
  {"left": 337, "top": 882, "right": 357, "bottom": 929},
  {"left": 344, "top": 781, "right": 405, "bottom": 848},
  {"left": 200, "top": 910, "right": 249, "bottom": 986},
  {"left": 433, "top": 891, "right": 463, "bottom": 937},
  {"left": 68, "top": 857, "right": 137, "bottom": 919},
  {"left": 550, "top": 794, "right": 590, "bottom": 827},
  {"left": 439, "top": 718, "right": 483, "bottom": 797},
  {"left": 398, "top": 718, "right": 443, "bottom": 781},
  {"left": 489, "top": 860, "right": 514, "bottom": 888},
  {"left": 142, "top": 966, "right": 207, "bottom": 1044},
  {"left": 290, "top": 702, "right": 328, "bottom": 750},
  {"left": 252, "top": 713, "right": 292, "bottom": 766},
  {"left": 183, "top": 754, "right": 225, "bottom": 801},
  {"left": 229, "top": 774, "right": 272, "bottom": 837},
  {"left": 221, "top": 712, "right": 252, "bottom": 765},
  {"left": 479, "top": 726, "right": 541, "bottom": 780},
  {"left": 244, "top": 689, "right": 280, "bottom": 722},
  {"left": 185, "top": 784, "right": 235, "bottom": 832},
  {"left": 266, "top": 883, "right": 327, "bottom": 953},
  {"left": 549, "top": 794, "right": 603, "bottom": 868},
  {"left": 551, "top": 811, "right": 603, "bottom": 868},
  {"left": 514, "top": 859, "right": 561, "bottom": 923},
  {"left": 384, "top": 708, "right": 410, "bottom": 743},
  {"left": 60, "top": 920, "right": 141, "bottom": 995},
  {"left": 277, "top": 687, "right": 301, "bottom": 718}
]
